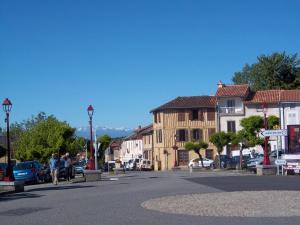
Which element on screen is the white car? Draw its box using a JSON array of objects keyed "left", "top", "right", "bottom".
[{"left": 188, "top": 158, "right": 215, "bottom": 168}]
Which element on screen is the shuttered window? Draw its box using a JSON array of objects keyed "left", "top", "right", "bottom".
[
  {"left": 177, "top": 129, "right": 188, "bottom": 142},
  {"left": 191, "top": 129, "right": 203, "bottom": 141},
  {"left": 207, "top": 108, "right": 215, "bottom": 121},
  {"left": 178, "top": 111, "right": 186, "bottom": 121}
]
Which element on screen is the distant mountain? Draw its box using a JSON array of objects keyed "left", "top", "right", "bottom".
[{"left": 75, "top": 126, "right": 134, "bottom": 138}]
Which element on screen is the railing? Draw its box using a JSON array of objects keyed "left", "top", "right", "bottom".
[{"left": 219, "top": 107, "right": 244, "bottom": 114}]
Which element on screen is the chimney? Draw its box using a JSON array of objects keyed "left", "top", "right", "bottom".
[{"left": 218, "top": 80, "right": 225, "bottom": 88}]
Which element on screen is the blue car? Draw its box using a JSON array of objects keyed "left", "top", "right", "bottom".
[{"left": 13, "top": 161, "right": 42, "bottom": 184}]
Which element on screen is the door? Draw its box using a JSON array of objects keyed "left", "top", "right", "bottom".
[{"left": 178, "top": 150, "right": 189, "bottom": 166}]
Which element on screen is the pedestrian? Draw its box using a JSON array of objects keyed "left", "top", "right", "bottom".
[
  {"left": 64, "top": 153, "right": 72, "bottom": 181},
  {"left": 49, "top": 153, "right": 59, "bottom": 185}
]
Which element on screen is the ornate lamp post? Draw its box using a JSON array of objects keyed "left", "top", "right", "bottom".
[
  {"left": 262, "top": 103, "right": 270, "bottom": 165},
  {"left": 87, "top": 105, "right": 95, "bottom": 170},
  {"left": 2, "top": 98, "right": 14, "bottom": 181},
  {"left": 172, "top": 134, "right": 178, "bottom": 168}
]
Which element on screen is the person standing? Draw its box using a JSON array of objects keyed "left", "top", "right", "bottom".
[
  {"left": 49, "top": 153, "right": 59, "bottom": 185},
  {"left": 64, "top": 153, "right": 72, "bottom": 181}
]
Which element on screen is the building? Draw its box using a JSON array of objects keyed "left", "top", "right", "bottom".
[
  {"left": 139, "top": 124, "right": 154, "bottom": 163},
  {"left": 217, "top": 81, "right": 300, "bottom": 154},
  {"left": 151, "top": 96, "right": 217, "bottom": 171},
  {"left": 105, "top": 138, "right": 123, "bottom": 163},
  {"left": 119, "top": 126, "right": 147, "bottom": 164}
]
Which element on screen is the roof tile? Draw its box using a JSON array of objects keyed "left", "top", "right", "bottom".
[
  {"left": 151, "top": 96, "right": 216, "bottom": 112},
  {"left": 216, "top": 84, "right": 250, "bottom": 97}
]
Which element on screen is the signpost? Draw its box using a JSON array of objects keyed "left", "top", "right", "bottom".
[
  {"left": 261, "top": 129, "right": 287, "bottom": 137},
  {"left": 261, "top": 129, "right": 287, "bottom": 175},
  {"left": 275, "top": 159, "right": 287, "bottom": 166}
]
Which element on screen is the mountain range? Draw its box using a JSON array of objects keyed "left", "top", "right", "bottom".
[{"left": 75, "top": 126, "right": 134, "bottom": 138}]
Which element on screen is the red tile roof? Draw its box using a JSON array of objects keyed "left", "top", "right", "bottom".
[
  {"left": 244, "top": 89, "right": 300, "bottom": 104},
  {"left": 280, "top": 90, "right": 300, "bottom": 102},
  {"left": 216, "top": 84, "right": 250, "bottom": 97},
  {"left": 151, "top": 96, "right": 216, "bottom": 112}
]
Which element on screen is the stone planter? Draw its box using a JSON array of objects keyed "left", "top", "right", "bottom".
[
  {"left": 83, "top": 170, "right": 102, "bottom": 182},
  {"left": 256, "top": 165, "right": 277, "bottom": 176}
]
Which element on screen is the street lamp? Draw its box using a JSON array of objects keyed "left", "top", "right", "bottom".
[
  {"left": 87, "top": 105, "right": 95, "bottom": 170},
  {"left": 172, "top": 134, "right": 178, "bottom": 168},
  {"left": 2, "top": 98, "right": 14, "bottom": 181},
  {"left": 262, "top": 103, "right": 270, "bottom": 165}
]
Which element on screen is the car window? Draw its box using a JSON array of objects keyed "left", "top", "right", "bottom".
[{"left": 15, "top": 163, "right": 33, "bottom": 170}]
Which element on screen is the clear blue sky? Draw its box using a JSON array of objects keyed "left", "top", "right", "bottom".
[{"left": 1, "top": 0, "right": 300, "bottom": 129}]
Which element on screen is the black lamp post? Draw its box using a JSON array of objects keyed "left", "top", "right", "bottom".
[
  {"left": 87, "top": 105, "right": 95, "bottom": 170},
  {"left": 172, "top": 134, "right": 178, "bottom": 168},
  {"left": 2, "top": 98, "right": 14, "bottom": 181}
]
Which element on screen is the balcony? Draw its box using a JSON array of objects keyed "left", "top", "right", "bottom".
[{"left": 219, "top": 107, "right": 244, "bottom": 115}]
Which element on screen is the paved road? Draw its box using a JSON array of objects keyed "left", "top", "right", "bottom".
[{"left": 0, "top": 171, "right": 299, "bottom": 225}]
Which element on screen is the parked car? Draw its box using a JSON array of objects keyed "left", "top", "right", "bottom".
[
  {"left": 188, "top": 157, "right": 215, "bottom": 168},
  {"left": 13, "top": 161, "right": 43, "bottom": 184},
  {"left": 247, "top": 151, "right": 283, "bottom": 172},
  {"left": 103, "top": 161, "right": 115, "bottom": 172},
  {"left": 74, "top": 160, "right": 87, "bottom": 174}
]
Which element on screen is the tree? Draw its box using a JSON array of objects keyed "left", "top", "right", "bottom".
[
  {"left": 209, "top": 132, "right": 231, "bottom": 168},
  {"left": 97, "top": 135, "right": 112, "bottom": 166},
  {"left": 185, "top": 141, "right": 208, "bottom": 167},
  {"left": 14, "top": 114, "right": 77, "bottom": 163},
  {"left": 232, "top": 52, "right": 300, "bottom": 91}
]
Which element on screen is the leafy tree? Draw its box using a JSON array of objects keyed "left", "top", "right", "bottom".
[
  {"left": 14, "top": 114, "right": 77, "bottom": 163},
  {"left": 97, "top": 135, "right": 112, "bottom": 166},
  {"left": 185, "top": 141, "right": 208, "bottom": 167},
  {"left": 268, "top": 115, "right": 279, "bottom": 129},
  {"left": 209, "top": 132, "right": 231, "bottom": 168},
  {"left": 232, "top": 52, "right": 300, "bottom": 91}
]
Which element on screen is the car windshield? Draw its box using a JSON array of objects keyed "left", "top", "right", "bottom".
[
  {"left": 74, "top": 161, "right": 86, "bottom": 166},
  {"left": 14, "top": 163, "right": 34, "bottom": 170}
]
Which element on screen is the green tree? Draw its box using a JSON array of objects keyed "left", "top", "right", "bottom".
[
  {"left": 185, "top": 141, "right": 208, "bottom": 167},
  {"left": 209, "top": 132, "right": 231, "bottom": 168},
  {"left": 232, "top": 52, "right": 300, "bottom": 91},
  {"left": 268, "top": 115, "right": 279, "bottom": 129},
  {"left": 15, "top": 114, "right": 77, "bottom": 163},
  {"left": 97, "top": 135, "right": 112, "bottom": 166}
]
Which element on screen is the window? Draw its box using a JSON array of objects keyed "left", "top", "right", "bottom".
[
  {"left": 227, "top": 100, "right": 235, "bottom": 108},
  {"left": 192, "top": 110, "right": 198, "bottom": 120},
  {"left": 177, "top": 129, "right": 188, "bottom": 142},
  {"left": 178, "top": 111, "right": 185, "bottom": 121},
  {"left": 207, "top": 108, "right": 215, "bottom": 121},
  {"left": 190, "top": 109, "right": 204, "bottom": 121},
  {"left": 156, "top": 129, "right": 163, "bottom": 143},
  {"left": 191, "top": 129, "right": 203, "bottom": 141},
  {"left": 154, "top": 112, "right": 161, "bottom": 123},
  {"left": 227, "top": 121, "right": 236, "bottom": 133},
  {"left": 208, "top": 128, "right": 216, "bottom": 139}
]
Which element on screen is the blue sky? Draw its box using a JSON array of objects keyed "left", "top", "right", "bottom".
[{"left": 1, "top": 0, "right": 300, "bottom": 129}]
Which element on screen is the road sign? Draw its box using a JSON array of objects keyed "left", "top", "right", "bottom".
[
  {"left": 261, "top": 129, "right": 287, "bottom": 137},
  {"left": 275, "top": 159, "right": 287, "bottom": 165}
]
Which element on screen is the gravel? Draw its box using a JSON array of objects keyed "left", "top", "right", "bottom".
[{"left": 141, "top": 191, "right": 300, "bottom": 217}]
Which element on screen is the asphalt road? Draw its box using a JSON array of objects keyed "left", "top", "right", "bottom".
[{"left": 0, "top": 171, "right": 299, "bottom": 225}]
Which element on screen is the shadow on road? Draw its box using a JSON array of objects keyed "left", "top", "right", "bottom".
[
  {"left": 0, "top": 192, "right": 43, "bottom": 202},
  {"left": 185, "top": 176, "right": 300, "bottom": 192},
  {"left": 26, "top": 185, "right": 96, "bottom": 193}
]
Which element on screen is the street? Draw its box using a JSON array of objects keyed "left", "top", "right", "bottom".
[{"left": 0, "top": 171, "right": 300, "bottom": 225}]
